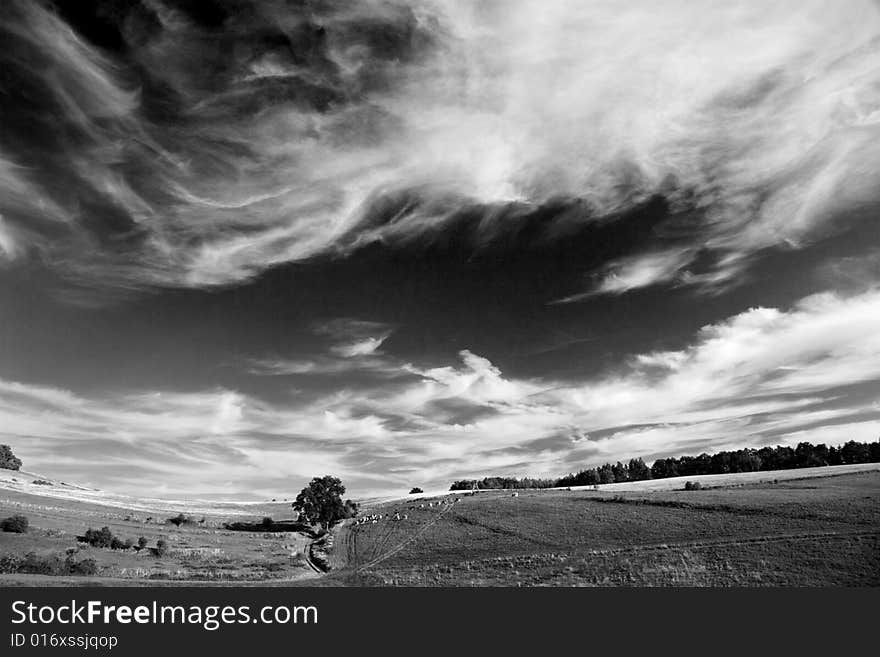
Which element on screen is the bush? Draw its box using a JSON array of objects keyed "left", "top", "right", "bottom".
[
  {"left": 222, "top": 519, "right": 310, "bottom": 533},
  {"left": 80, "top": 527, "right": 134, "bottom": 550},
  {"left": 67, "top": 556, "right": 98, "bottom": 576},
  {"left": 684, "top": 481, "right": 703, "bottom": 491},
  {"left": 0, "top": 552, "right": 98, "bottom": 576},
  {"left": 1, "top": 514, "right": 29, "bottom": 533},
  {"left": 137, "top": 536, "right": 148, "bottom": 549},
  {"left": 409, "top": 487, "right": 424, "bottom": 494},
  {"left": 261, "top": 516, "right": 274, "bottom": 528},
  {"left": 82, "top": 526, "right": 115, "bottom": 548},
  {"left": 155, "top": 539, "right": 168, "bottom": 556},
  {"left": 167, "top": 513, "right": 191, "bottom": 527}
]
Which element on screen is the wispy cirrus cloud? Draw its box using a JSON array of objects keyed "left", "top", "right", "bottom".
[
  {"left": 248, "top": 317, "right": 396, "bottom": 376},
  {"left": 555, "top": 248, "right": 693, "bottom": 302},
  {"left": 2, "top": 1, "right": 879, "bottom": 299},
  {"left": 319, "top": 319, "right": 393, "bottom": 358}
]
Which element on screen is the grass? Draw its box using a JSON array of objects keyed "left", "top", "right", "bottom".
[
  {"left": 0, "top": 487, "right": 314, "bottom": 584},
  {"left": 323, "top": 471, "right": 880, "bottom": 586},
  {"left": 1, "top": 468, "right": 877, "bottom": 586}
]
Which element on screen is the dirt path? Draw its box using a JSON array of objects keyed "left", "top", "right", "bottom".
[{"left": 304, "top": 545, "right": 324, "bottom": 573}]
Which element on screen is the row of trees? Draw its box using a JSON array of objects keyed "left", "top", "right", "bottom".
[
  {"left": 450, "top": 439, "right": 880, "bottom": 490},
  {"left": 450, "top": 476, "right": 557, "bottom": 491},
  {"left": 557, "top": 458, "right": 651, "bottom": 487},
  {"left": 646, "top": 440, "right": 880, "bottom": 481}
]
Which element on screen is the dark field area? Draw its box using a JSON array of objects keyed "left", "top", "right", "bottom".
[{"left": 322, "top": 472, "right": 880, "bottom": 586}]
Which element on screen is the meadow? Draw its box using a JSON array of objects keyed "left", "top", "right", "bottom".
[
  {"left": 323, "top": 470, "right": 880, "bottom": 586},
  {"left": 1, "top": 465, "right": 877, "bottom": 586},
  {"left": 0, "top": 470, "right": 316, "bottom": 586}
]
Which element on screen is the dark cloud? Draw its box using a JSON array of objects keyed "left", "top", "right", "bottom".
[
  {"left": 2, "top": 0, "right": 878, "bottom": 302},
  {"left": 0, "top": 0, "right": 442, "bottom": 295}
]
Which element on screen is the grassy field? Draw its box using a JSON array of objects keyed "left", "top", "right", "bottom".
[
  {"left": 1, "top": 466, "right": 878, "bottom": 586},
  {"left": 0, "top": 482, "right": 317, "bottom": 586},
  {"left": 322, "top": 470, "right": 880, "bottom": 586}
]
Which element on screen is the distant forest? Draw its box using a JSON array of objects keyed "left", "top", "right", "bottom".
[{"left": 449, "top": 439, "right": 880, "bottom": 491}]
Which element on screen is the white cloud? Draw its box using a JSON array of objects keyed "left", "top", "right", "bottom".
[
  {"left": 330, "top": 335, "right": 390, "bottom": 358},
  {"left": 2, "top": 288, "right": 879, "bottom": 496},
  {"left": 4, "top": 1, "right": 880, "bottom": 294},
  {"left": 556, "top": 249, "right": 692, "bottom": 301},
  {"left": 249, "top": 318, "right": 397, "bottom": 374}
]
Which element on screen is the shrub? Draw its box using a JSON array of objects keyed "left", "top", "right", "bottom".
[
  {"left": 155, "top": 539, "right": 168, "bottom": 556},
  {"left": 684, "top": 481, "right": 703, "bottom": 491},
  {"left": 137, "top": 536, "right": 148, "bottom": 549},
  {"left": 67, "top": 556, "right": 98, "bottom": 576},
  {"left": 261, "top": 516, "right": 273, "bottom": 528},
  {"left": 1, "top": 514, "right": 29, "bottom": 533},
  {"left": 0, "top": 552, "right": 98, "bottom": 576},
  {"left": 22, "top": 552, "right": 64, "bottom": 575},
  {"left": 409, "top": 487, "right": 424, "bottom": 494},
  {"left": 167, "top": 513, "right": 191, "bottom": 527},
  {"left": 83, "top": 526, "right": 115, "bottom": 548}
]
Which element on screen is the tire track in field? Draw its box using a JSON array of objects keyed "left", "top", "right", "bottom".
[
  {"left": 579, "top": 528, "right": 880, "bottom": 558},
  {"left": 356, "top": 502, "right": 457, "bottom": 572},
  {"left": 367, "top": 515, "right": 401, "bottom": 560},
  {"left": 349, "top": 516, "right": 396, "bottom": 565},
  {"left": 348, "top": 522, "right": 358, "bottom": 570},
  {"left": 450, "top": 512, "right": 560, "bottom": 549},
  {"left": 587, "top": 496, "right": 878, "bottom": 525}
]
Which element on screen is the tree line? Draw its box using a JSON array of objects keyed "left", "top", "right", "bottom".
[
  {"left": 450, "top": 439, "right": 880, "bottom": 490},
  {"left": 450, "top": 476, "right": 558, "bottom": 491}
]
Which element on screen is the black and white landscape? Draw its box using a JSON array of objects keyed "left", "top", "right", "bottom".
[{"left": 0, "top": 1, "right": 878, "bottom": 586}]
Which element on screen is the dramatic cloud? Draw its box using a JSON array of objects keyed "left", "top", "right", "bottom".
[
  {"left": 4, "top": 289, "right": 879, "bottom": 496},
  {"left": 2, "top": 1, "right": 879, "bottom": 298},
  {"left": 2, "top": 2, "right": 878, "bottom": 498}
]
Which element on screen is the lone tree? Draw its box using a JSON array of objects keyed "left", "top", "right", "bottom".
[
  {"left": 0, "top": 444, "right": 22, "bottom": 471},
  {"left": 293, "top": 475, "right": 358, "bottom": 531}
]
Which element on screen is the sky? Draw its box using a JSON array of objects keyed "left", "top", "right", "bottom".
[{"left": 1, "top": 0, "right": 880, "bottom": 499}]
